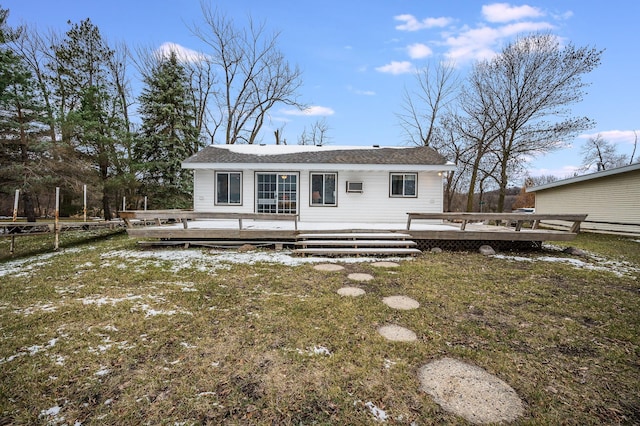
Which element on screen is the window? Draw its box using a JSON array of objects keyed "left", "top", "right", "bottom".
[
  {"left": 216, "top": 172, "right": 242, "bottom": 205},
  {"left": 310, "top": 172, "right": 337, "bottom": 206},
  {"left": 390, "top": 173, "right": 417, "bottom": 197}
]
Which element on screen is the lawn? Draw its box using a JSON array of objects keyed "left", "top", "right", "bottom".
[{"left": 0, "top": 231, "right": 638, "bottom": 424}]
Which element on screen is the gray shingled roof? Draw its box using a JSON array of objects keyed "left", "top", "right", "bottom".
[{"left": 183, "top": 145, "right": 448, "bottom": 165}]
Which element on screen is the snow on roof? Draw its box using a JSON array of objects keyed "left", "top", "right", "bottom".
[{"left": 218, "top": 144, "right": 390, "bottom": 156}]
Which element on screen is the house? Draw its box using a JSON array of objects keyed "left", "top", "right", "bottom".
[
  {"left": 527, "top": 162, "right": 640, "bottom": 235},
  {"left": 181, "top": 144, "right": 456, "bottom": 223}
]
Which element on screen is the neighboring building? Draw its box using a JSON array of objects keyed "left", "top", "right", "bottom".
[
  {"left": 527, "top": 163, "right": 640, "bottom": 234},
  {"left": 182, "top": 144, "right": 455, "bottom": 223}
]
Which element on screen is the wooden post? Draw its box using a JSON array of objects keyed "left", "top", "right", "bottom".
[
  {"left": 10, "top": 189, "right": 19, "bottom": 254},
  {"left": 144, "top": 196, "right": 147, "bottom": 211},
  {"left": 54, "top": 187, "right": 60, "bottom": 251},
  {"left": 122, "top": 196, "right": 126, "bottom": 212},
  {"left": 83, "top": 184, "right": 87, "bottom": 222}
]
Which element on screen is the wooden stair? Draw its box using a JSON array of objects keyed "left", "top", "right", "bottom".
[{"left": 294, "top": 232, "right": 421, "bottom": 257}]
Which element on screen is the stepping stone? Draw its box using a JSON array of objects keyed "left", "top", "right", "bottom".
[
  {"left": 337, "top": 287, "right": 366, "bottom": 297},
  {"left": 371, "top": 261, "right": 400, "bottom": 268},
  {"left": 314, "top": 264, "right": 344, "bottom": 272},
  {"left": 377, "top": 324, "right": 417, "bottom": 342},
  {"left": 382, "top": 295, "right": 420, "bottom": 310},
  {"left": 418, "top": 357, "right": 524, "bottom": 424},
  {"left": 348, "top": 273, "right": 374, "bottom": 281}
]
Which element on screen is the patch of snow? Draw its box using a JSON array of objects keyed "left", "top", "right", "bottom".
[
  {"left": 95, "top": 367, "right": 110, "bottom": 376},
  {"left": 102, "top": 247, "right": 407, "bottom": 272},
  {"left": 365, "top": 401, "right": 389, "bottom": 422},
  {"left": 41, "top": 405, "right": 62, "bottom": 416},
  {"left": 384, "top": 359, "right": 397, "bottom": 369},
  {"left": 295, "top": 346, "right": 332, "bottom": 357},
  {"left": 79, "top": 295, "right": 143, "bottom": 306},
  {"left": 14, "top": 303, "right": 58, "bottom": 316},
  {"left": 0, "top": 248, "right": 81, "bottom": 278},
  {"left": 493, "top": 253, "right": 639, "bottom": 277},
  {"left": 52, "top": 355, "right": 66, "bottom": 366},
  {"left": 1, "top": 336, "right": 61, "bottom": 364}
]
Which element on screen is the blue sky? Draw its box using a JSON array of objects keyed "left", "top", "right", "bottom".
[{"left": 4, "top": 0, "right": 639, "bottom": 179}]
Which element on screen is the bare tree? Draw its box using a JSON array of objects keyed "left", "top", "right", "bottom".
[
  {"left": 397, "top": 61, "right": 459, "bottom": 147},
  {"left": 298, "top": 118, "right": 331, "bottom": 146},
  {"left": 470, "top": 33, "right": 602, "bottom": 211},
  {"left": 580, "top": 134, "right": 628, "bottom": 171},
  {"left": 191, "top": 4, "right": 304, "bottom": 144}
]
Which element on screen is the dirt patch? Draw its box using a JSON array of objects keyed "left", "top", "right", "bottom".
[
  {"left": 377, "top": 324, "right": 417, "bottom": 342},
  {"left": 382, "top": 295, "right": 420, "bottom": 310},
  {"left": 337, "top": 287, "right": 366, "bottom": 297},
  {"left": 418, "top": 357, "right": 524, "bottom": 424}
]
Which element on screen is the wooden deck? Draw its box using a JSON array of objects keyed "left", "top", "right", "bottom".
[{"left": 120, "top": 210, "right": 587, "bottom": 253}]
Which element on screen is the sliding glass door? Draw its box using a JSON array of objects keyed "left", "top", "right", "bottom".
[{"left": 256, "top": 173, "right": 298, "bottom": 214}]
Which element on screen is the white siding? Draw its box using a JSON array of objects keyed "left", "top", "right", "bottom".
[
  {"left": 535, "top": 169, "right": 640, "bottom": 234},
  {"left": 193, "top": 168, "right": 444, "bottom": 223},
  {"left": 193, "top": 169, "right": 255, "bottom": 213}
]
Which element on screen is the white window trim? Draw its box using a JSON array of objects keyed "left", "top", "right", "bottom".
[
  {"left": 215, "top": 171, "right": 243, "bottom": 205},
  {"left": 389, "top": 172, "right": 418, "bottom": 198},
  {"left": 310, "top": 172, "right": 338, "bottom": 207}
]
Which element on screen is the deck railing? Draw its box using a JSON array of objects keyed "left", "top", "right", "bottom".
[
  {"left": 406, "top": 212, "right": 587, "bottom": 233},
  {"left": 119, "top": 210, "right": 299, "bottom": 231}
]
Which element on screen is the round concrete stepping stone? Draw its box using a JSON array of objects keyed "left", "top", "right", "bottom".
[
  {"left": 348, "top": 273, "right": 374, "bottom": 281},
  {"left": 371, "top": 261, "right": 400, "bottom": 268},
  {"left": 337, "top": 287, "right": 366, "bottom": 297},
  {"left": 418, "top": 357, "right": 524, "bottom": 424},
  {"left": 382, "top": 295, "right": 420, "bottom": 310},
  {"left": 377, "top": 324, "right": 417, "bottom": 342},
  {"left": 314, "top": 264, "right": 344, "bottom": 272}
]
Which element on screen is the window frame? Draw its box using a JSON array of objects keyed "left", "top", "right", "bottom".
[
  {"left": 309, "top": 172, "right": 338, "bottom": 207},
  {"left": 215, "top": 171, "right": 243, "bottom": 206},
  {"left": 389, "top": 172, "right": 418, "bottom": 198}
]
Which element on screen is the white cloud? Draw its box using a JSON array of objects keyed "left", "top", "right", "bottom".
[
  {"left": 395, "top": 14, "right": 452, "bottom": 31},
  {"left": 283, "top": 106, "right": 335, "bottom": 116},
  {"left": 375, "top": 61, "right": 414, "bottom": 75},
  {"left": 529, "top": 165, "right": 581, "bottom": 178},
  {"left": 442, "top": 21, "right": 554, "bottom": 63},
  {"left": 579, "top": 130, "right": 640, "bottom": 145},
  {"left": 156, "top": 42, "right": 207, "bottom": 63},
  {"left": 407, "top": 43, "right": 433, "bottom": 59},
  {"left": 482, "top": 3, "right": 544, "bottom": 23},
  {"left": 347, "top": 86, "right": 376, "bottom": 96}
]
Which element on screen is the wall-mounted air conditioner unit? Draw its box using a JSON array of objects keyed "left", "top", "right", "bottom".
[{"left": 346, "top": 181, "right": 363, "bottom": 193}]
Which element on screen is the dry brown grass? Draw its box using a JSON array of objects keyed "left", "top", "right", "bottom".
[{"left": 0, "top": 232, "right": 638, "bottom": 424}]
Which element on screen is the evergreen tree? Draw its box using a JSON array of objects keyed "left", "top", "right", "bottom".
[
  {"left": 0, "top": 7, "right": 51, "bottom": 221},
  {"left": 52, "top": 18, "right": 127, "bottom": 219},
  {"left": 135, "top": 50, "right": 201, "bottom": 208}
]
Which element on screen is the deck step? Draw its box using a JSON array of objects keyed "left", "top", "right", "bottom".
[
  {"left": 294, "top": 231, "right": 419, "bottom": 257},
  {"left": 295, "top": 239, "right": 416, "bottom": 247},
  {"left": 293, "top": 247, "right": 422, "bottom": 256},
  {"left": 297, "top": 232, "right": 412, "bottom": 240}
]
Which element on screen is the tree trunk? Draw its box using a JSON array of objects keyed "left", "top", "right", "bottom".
[{"left": 22, "top": 191, "right": 37, "bottom": 222}]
